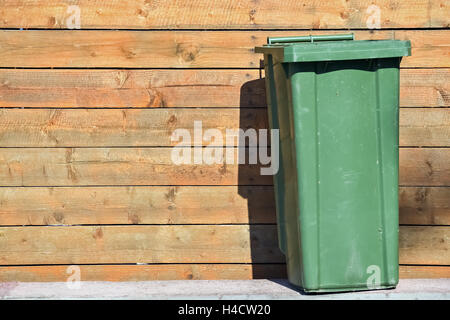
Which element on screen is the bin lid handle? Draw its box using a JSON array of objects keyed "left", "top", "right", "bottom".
[{"left": 267, "top": 34, "right": 354, "bottom": 45}]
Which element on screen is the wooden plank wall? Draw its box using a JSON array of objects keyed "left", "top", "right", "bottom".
[{"left": 0, "top": 0, "right": 448, "bottom": 282}]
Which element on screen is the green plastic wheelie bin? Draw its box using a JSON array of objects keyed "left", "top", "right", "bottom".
[{"left": 255, "top": 34, "right": 411, "bottom": 293}]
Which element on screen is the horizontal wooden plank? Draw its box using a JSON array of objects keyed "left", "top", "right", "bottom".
[
  {"left": 0, "top": 264, "right": 284, "bottom": 282},
  {"left": 0, "top": 147, "right": 270, "bottom": 186},
  {"left": 399, "top": 226, "right": 449, "bottom": 265},
  {"left": 0, "top": 69, "right": 266, "bottom": 108},
  {"left": 0, "top": 148, "right": 447, "bottom": 186},
  {"left": 0, "top": 186, "right": 276, "bottom": 225},
  {"left": 0, "top": 225, "right": 447, "bottom": 265},
  {"left": 0, "top": 0, "right": 447, "bottom": 29},
  {"left": 0, "top": 30, "right": 446, "bottom": 68},
  {"left": 0, "top": 225, "right": 285, "bottom": 264},
  {"left": 0, "top": 264, "right": 447, "bottom": 282},
  {"left": 400, "top": 69, "right": 450, "bottom": 107},
  {"left": 399, "top": 266, "right": 450, "bottom": 279},
  {"left": 399, "top": 108, "right": 450, "bottom": 147},
  {"left": 399, "top": 187, "right": 450, "bottom": 225},
  {"left": 394, "top": 30, "right": 450, "bottom": 68},
  {"left": 0, "top": 264, "right": 286, "bottom": 282},
  {"left": 0, "top": 108, "right": 267, "bottom": 147},
  {"left": 399, "top": 148, "right": 450, "bottom": 187},
  {"left": 0, "top": 108, "right": 447, "bottom": 147},
  {"left": 0, "top": 69, "right": 447, "bottom": 108},
  {"left": 0, "top": 186, "right": 447, "bottom": 226}
]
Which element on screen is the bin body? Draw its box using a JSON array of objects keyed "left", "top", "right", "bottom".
[{"left": 256, "top": 36, "right": 410, "bottom": 292}]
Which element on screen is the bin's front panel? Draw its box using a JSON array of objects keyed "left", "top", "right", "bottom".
[{"left": 289, "top": 58, "right": 400, "bottom": 292}]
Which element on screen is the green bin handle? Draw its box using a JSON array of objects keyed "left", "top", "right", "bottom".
[{"left": 267, "top": 33, "right": 354, "bottom": 45}]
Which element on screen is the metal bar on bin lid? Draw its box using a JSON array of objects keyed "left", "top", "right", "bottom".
[{"left": 267, "top": 33, "right": 354, "bottom": 45}]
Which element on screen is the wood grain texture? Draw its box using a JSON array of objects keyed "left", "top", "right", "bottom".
[
  {"left": 399, "top": 108, "right": 450, "bottom": 147},
  {"left": 399, "top": 226, "right": 449, "bottom": 265},
  {"left": 0, "top": 147, "right": 271, "bottom": 186},
  {"left": 0, "top": 225, "right": 447, "bottom": 265},
  {"left": 0, "top": 148, "right": 447, "bottom": 186},
  {"left": 0, "top": 1, "right": 447, "bottom": 283},
  {"left": 0, "top": 225, "right": 285, "bottom": 265},
  {"left": 0, "top": 186, "right": 276, "bottom": 225},
  {"left": 0, "top": 265, "right": 447, "bottom": 282},
  {"left": 0, "top": 108, "right": 447, "bottom": 147},
  {"left": 0, "top": 0, "right": 447, "bottom": 29},
  {"left": 398, "top": 266, "right": 450, "bottom": 279},
  {"left": 0, "top": 69, "right": 447, "bottom": 108},
  {"left": 1, "top": 186, "right": 446, "bottom": 226},
  {"left": 0, "top": 108, "right": 267, "bottom": 147},
  {"left": 394, "top": 30, "right": 450, "bottom": 69},
  {"left": 0, "top": 30, "right": 446, "bottom": 68},
  {"left": 0, "top": 69, "right": 265, "bottom": 108},
  {"left": 0, "top": 264, "right": 288, "bottom": 282},
  {"left": 399, "top": 148, "right": 450, "bottom": 187},
  {"left": 400, "top": 69, "right": 450, "bottom": 107},
  {"left": 399, "top": 187, "right": 450, "bottom": 225}
]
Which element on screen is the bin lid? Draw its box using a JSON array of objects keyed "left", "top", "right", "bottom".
[{"left": 255, "top": 34, "right": 411, "bottom": 63}]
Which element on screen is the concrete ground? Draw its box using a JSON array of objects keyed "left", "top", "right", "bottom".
[{"left": 0, "top": 279, "right": 448, "bottom": 300}]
